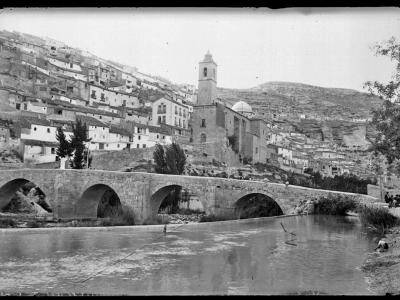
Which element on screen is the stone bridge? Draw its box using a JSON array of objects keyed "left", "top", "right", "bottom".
[{"left": 0, "top": 169, "right": 379, "bottom": 224}]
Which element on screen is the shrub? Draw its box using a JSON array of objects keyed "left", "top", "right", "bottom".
[
  {"left": 199, "top": 212, "right": 237, "bottom": 223},
  {"left": 314, "top": 194, "right": 358, "bottom": 215},
  {"left": 358, "top": 204, "right": 399, "bottom": 230},
  {"left": 0, "top": 218, "right": 16, "bottom": 228},
  {"left": 26, "top": 220, "right": 40, "bottom": 228}
]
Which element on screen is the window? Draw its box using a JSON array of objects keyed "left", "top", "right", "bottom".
[
  {"left": 201, "top": 119, "right": 206, "bottom": 128},
  {"left": 200, "top": 133, "right": 207, "bottom": 143},
  {"left": 51, "top": 148, "right": 55, "bottom": 154},
  {"left": 117, "top": 144, "right": 120, "bottom": 148},
  {"left": 162, "top": 116, "right": 166, "bottom": 123},
  {"left": 203, "top": 67, "right": 207, "bottom": 77},
  {"left": 138, "top": 136, "right": 141, "bottom": 140},
  {"left": 143, "top": 144, "right": 146, "bottom": 148},
  {"left": 158, "top": 116, "right": 161, "bottom": 124},
  {"left": 175, "top": 106, "right": 178, "bottom": 114},
  {"left": 256, "top": 147, "right": 258, "bottom": 154},
  {"left": 91, "top": 90, "right": 96, "bottom": 99},
  {"left": 157, "top": 134, "right": 159, "bottom": 139},
  {"left": 47, "top": 128, "right": 50, "bottom": 133},
  {"left": 137, "top": 144, "right": 140, "bottom": 148},
  {"left": 34, "top": 127, "right": 37, "bottom": 131},
  {"left": 179, "top": 108, "right": 182, "bottom": 116},
  {"left": 162, "top": 136, "right": 165, "bottom": 139}
]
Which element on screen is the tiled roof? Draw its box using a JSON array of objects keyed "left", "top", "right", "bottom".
[
  {"left": 19, "top": 117, "right": 51, "bottom": 128},
  {"left": 109, "top": 125, "right": 132, "bottom": 136},
  {"left": 21, "top": 139, "right": 58, "bottom": 147},
  {"left": 148, "top": 125, "right": 171, "bottom": 135},
  {"left": 76, "top": 115, "right": 107, "bottom": 127},
  {"left": 45, "top": 99, "right": 120, "bottom": 118}
]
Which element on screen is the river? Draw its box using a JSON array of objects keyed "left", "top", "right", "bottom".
[{"left": 0, "top": 215, "right": 379, "bottom": 295}]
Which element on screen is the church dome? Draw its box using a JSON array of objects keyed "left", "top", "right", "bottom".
[{"left": 231, "top": 101, "right": 253, "bottom": 114}]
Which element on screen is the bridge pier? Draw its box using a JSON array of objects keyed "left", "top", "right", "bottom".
[{"left": 0, "top": 169, "right": 381, "bottom": 225}]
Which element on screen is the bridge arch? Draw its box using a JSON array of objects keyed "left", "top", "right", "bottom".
[
  {"left": 150, "top": 184, "right": 206, "bottom": 215},
  {"left": 233, "top": 192, "right": 284, "bottom": 219},
  {"left": 76, "top": 183, "right": 123, "bottom": 219},
  {"left": 0, "top": 178, "right": 52, "bottom": 211}
]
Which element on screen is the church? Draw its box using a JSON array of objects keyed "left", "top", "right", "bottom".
[{"left": 189, "top": 51, "right": 270, "bottom": 164}]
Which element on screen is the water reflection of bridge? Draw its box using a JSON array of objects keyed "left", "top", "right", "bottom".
[{"left": 0, "top": 169, "right": 379, "bottom": 224}]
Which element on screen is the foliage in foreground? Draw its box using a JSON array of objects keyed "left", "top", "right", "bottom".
[
  {"left": 313, "top": 194, "right": 358, "bottom": 215},
  {"left": 364, "top": 37, "right": 400, "bottom": 175}
]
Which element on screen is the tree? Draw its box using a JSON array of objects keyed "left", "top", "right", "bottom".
[
  {"left": 153, "top": 142, "right": 187, "bottom": 175},
  {"left": 364, "top": 37, "right": 400, "bottom": 174},
  {"left": 152, "top": 142, "right": 187, "bottom": 213},
  {"left": 153, "top": 143, "right": 167, "bottom": 174},
  {"left": 166, "top": 143, "right": 186, "bottom": 175},
  {"left": 56, "top": 126, "right": 73, "bottom": 158},
  {"left": 70, "top": 119, "right": 91, "bottom": 169}
]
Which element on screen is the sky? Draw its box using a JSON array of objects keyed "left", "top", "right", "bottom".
[{"left": 0, "top": 7, "right": 400, "bottom": 92}]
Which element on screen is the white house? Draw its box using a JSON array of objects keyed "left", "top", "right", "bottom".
[
  {"left": 89, "top": 84, "right": 139, "bottom": 108},
  {"left": 151, "top": 96, "right": 192, "bottom": 130},
  {"left": 19, "top": 117, "right": 73, "bottom": 164}
]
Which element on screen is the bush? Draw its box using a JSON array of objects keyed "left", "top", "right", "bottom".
[
  {"left": 314, "top": 194, "right": 358, "bottom": 215},
  {"left": 358, "top": 204, "right": 399, "bottom": 230},
  {"left": 26, "top": 220, "right": 41, "bottom": 228},
  {"left": 199, "top": 212, "right": 237, "bottom": 223},
  {"left": 0, "top": 218, "right": 16, "bottom": 228}
]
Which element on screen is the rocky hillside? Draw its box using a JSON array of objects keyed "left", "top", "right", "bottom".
[
  {"left": 218, "top": 81, "right": 383, "bottom": 120},
  {"left": 217, "top": 81, "right": 384, "bottom": 146}
]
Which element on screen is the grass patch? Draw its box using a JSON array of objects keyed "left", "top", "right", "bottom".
[
  {"left": 314, "top": 194, "right": 358, "bottom": 215},
  {"left": 358, "top": 204, "right": 399, "bottom": 230}
]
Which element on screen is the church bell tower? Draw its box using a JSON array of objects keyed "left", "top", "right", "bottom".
[{"left": 197, "top": 51, "right": 217, "bottom": 105}]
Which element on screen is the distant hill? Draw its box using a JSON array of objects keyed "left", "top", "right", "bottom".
[
  {"left": 217, "top": 81, "right": 384, "bottom": 147},
  {"left": 217, "top": 81, "right": 384, "bottom": 120}
]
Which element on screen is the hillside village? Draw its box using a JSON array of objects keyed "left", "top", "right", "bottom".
[{"left": 0, "top": 29, "right": 388, "bottom": 183}]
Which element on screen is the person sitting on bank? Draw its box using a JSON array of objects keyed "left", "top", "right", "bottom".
[
  {"left": 385, "top": 192, "right": 390, "bottom": 204},
  {"left": 375, "top": 239, "right": 389, "bottom": 252}
]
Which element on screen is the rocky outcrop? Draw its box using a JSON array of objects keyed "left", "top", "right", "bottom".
[
  {"left": 293, "top": 198, "right": 318, "bottom": 215},
  {"left": 2, "top": 187, "right": 52, "bottom": 216}
]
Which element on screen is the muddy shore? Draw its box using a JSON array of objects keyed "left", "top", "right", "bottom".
[{"left": 361, "top": 225, "right": 400, "bottom": 295}]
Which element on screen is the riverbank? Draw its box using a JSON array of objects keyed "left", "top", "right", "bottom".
[{"left": 361, "top": 225, "right": 400, "bottom": 295}]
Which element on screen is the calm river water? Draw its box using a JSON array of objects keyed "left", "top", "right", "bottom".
[{"left": 0, "top": 215, "right": 379, "bottom": 295}]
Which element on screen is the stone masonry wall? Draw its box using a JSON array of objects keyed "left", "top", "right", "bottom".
[{"left": 0, "top": 169, "right": 380, "bottom": 224}]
